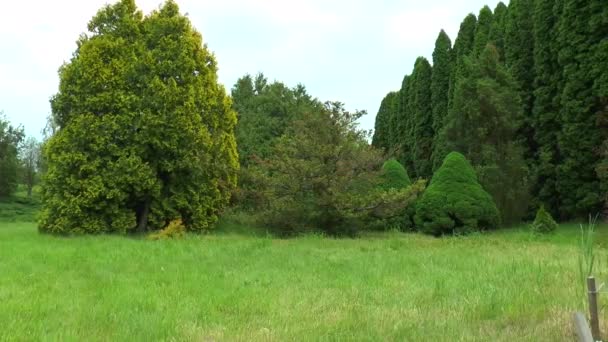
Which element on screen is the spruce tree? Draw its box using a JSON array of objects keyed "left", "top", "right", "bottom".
[
  {"left": 410, "top": 57, "right": 434, "bottom": 178},
  {"left": 40, "top": 0, "right": 238, "bottom": 234},
  {"left": 430, "top": 30, "right": 452, "bottom": 171},
  {"left": 472, "top": 6, "right": 494, "bottom": 57},
  {"left": 441, "top": 45, "right": 529, "bottom": 225}
]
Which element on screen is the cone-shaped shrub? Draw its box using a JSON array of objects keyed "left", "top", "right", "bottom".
[
  {"left": 415, "top": 152, "right": 500, "bottom": 235},
  {"left": 531, "top": 205, "right": 558, "bottom": 233},
  {"left": 380, "top": 158, "right": 411, "bottom": 190}
]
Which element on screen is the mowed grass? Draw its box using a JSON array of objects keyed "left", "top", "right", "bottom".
[{"left": 1, "top": 219, "right": 608, "bottom": 341}]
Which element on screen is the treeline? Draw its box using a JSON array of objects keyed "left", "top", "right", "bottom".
[
  {"left": 0, "top": 113, "right": 42, "bottom": 199},
  {"left": 372, "top": 0, "right": 608, "bottom": 222}
]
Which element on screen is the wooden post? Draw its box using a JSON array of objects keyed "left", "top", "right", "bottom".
[
  {"left": 573, "top": 312, "right": 594, "bottom": 342},
  {"left": 587, "top": 276, "right": 601, "bottom": 341}
]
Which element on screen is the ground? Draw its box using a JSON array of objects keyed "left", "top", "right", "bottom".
[{"left": 1, "top": 203, "right": 607, "bottom": 341}]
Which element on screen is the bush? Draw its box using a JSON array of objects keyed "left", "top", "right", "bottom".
[
  {"left": 373, "top": 158, "right": 416, "bottom": 231},
  {"left": 415, "top": 152, "right": 500, "bottom": 236},
  {"left": 530, "top": 205, "right": 558, "bottom": 233},
  {"left": 379, "top": 159, "right": 411, "bottom": 190},
  {"left": 147, "top": 219, "right": 186, "bottom": 240}
]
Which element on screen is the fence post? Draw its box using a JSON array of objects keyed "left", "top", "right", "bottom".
[{"left": 587, "top": 276, "right": 601, "bottom": 341}]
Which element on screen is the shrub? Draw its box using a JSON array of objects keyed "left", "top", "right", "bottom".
[
  {"left": 530, "top": 205, "right": 558, "bottom": 233},
  {"left": 147, "top": 219, "right": 186, "bottom": 240},
  {"left": 379, "top": 159, "right": 411, "bottom": 190},
  {"left": 414, "top": 152, "right": 500, "bottom": 236}
]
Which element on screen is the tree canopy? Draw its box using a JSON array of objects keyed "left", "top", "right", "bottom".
[{"left": 39, "top": 0, "right": 238, "bottom": 234}]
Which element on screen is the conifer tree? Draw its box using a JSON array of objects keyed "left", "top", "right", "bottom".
[
  {"left": 430, "top": 30, "right": 452, "bottom": 170},
  {"left": 441, "top": 45, "right": 529, "bottom": 224},
  {"left": 472, "top": 6, "right": 494, "bottom": 57},
  {"left": 488, "top": 2, "right": 508, "bottom": 60},
  {"left": 531, "top": 0, "right": 561, "bottom": 216},
  {"left": 409, "top": 57, "right": 434, "bottom": 178},
  {"left": 449, "top": 14, "right": 477, "bottom": 108},
  {"left": 505, "top": 0, "right": 537, "bottom": 165},
  {"left": 555, "top": 0, "right": 604, "bottom": 218},
  {"left": 40, "top": 0, "right": 238, "bottom": 234},
  {"left": 372, "top": 92, "right": 399, "bottom": 151}
]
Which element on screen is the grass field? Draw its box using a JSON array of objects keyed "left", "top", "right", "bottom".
[{"left": 1, "top": 212, "right": 608, "bottom": 341}]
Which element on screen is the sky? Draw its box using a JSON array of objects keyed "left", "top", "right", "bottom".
[{"left": 0, "top": 0, "right": 507, "bottom": 138}]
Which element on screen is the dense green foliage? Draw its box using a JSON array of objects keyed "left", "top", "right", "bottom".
[
  {"left": 372, "top": 0, "right": 608, "bottom": 223},
  {"left": 430, "top": 30, "right": 452, "bottom": 170},
  {"left": 247, "top": 103, "right": 424, "bottom": 236},
  {"left": 371, "top": 92, "right": 398, "bottom": 151},
  {"left": 231, "top": 74, "right": 322, "bottom": 166},
  {"left": 531, "top": 205, "right": 558, "bottom": 233},
  {"left": 442, "top": 45, "right": 529, "bottom": 225},
  {"left": 39, "top": 0, "right": 238, "bottom": 234},
  {"left": 415, "top": 152, "right": 499, "bottom": 236},
  {"left": 379, "top": 159, "right": 411, "bottom": 191},
  {"left": 0, "top": 112, "right": 24, "bottom": 198}
]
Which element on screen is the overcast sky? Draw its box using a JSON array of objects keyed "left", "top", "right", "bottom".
[{"left": 0, "top": 0, "right": 506, "bottom": 138}]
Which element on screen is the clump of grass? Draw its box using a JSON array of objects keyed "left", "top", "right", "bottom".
[{"left": 577, "top": 216, "right": 600, "bottom": 309}]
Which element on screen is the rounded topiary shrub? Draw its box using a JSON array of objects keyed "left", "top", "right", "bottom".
[
  {"left": 531, "top": 205, "right": 558, "bottom": 233},
  {"left": 379, "top": 158, "right": 411, "bottom": 190},
  {"left": 374, "top": 158, "right": 416, "bottom": 231},
  {"left": 414, "top": 152, "right": 500, "bottom": 236}
]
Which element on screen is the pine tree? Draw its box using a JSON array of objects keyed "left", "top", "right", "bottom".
[
  {"left": 531, "top": 0, "right": 561, "bottom": 216},
  {"left": 410, "top": 57, "right": 434, "bottom": 178},
  {"left": 441, "top": 45, "right": 529, "bottom": 225},
  {"left": 472, "top": 6, "right": 494, "bottom": 57},
  {"left": 40, "top": 0, "right": 238, "bottom": 234},
  {"left": 430, "top": 30, "right": 452, "bottom": 170},
  {"left": 489, "top": 2, "right": 508, "bottom": 61},
  {"left": 555, "top": 0, "right": 604, "bottom": 218},
  {"left": 505, "top": 0, "right": 537, "bottom": 166}
]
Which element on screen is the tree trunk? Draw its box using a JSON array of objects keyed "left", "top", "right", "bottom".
[{"left": 137, "top": 197, "right": 151, "bottom": 233}]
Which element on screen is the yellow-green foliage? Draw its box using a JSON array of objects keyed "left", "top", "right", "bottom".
[
  {"left": 39, "top": 0, "right": 238, "bottom": 234},
  {"left": 531, "top": 205, "right": 558, "bottom": 233},
  {"left": 415, "top": 152, "right": 500, "bottom": 235},
  {"left": 147, "top": 219, "right": 186, "bottom": 240}
]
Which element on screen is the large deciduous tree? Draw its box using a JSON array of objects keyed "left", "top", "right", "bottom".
[{"left": 40, "top": 0, "right": 238, "bottom": 234}]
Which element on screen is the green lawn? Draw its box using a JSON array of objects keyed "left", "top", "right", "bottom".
[{"left": 1, "top": 219, "right": 607, "bottom": 341}]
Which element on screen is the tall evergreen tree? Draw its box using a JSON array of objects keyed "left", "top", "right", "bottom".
[
  {"left": 395, "top": 75, "right": 415, "bottom": 175},
  {"left": 372, "top": 91, "right": 399, "bottom": 151},
  {"left": 554, "top": 0, "right": 604, "bottom": 218},
  {"left": 505, "top": 0, "right": 537, "bottom": 166},
  {"left": 472, "top": 6, "right": 494, "bottom": 57},
  {"left": 488, "top": 2, "right": 508, "bottom": 60},
  {"left": 430, "top": 30, "right": 452, "bottom": 170},
  {"left": 531, "top": 0, "right": 561, "bottom": 215},
  {"left": 441, "top": 45, "right": 529, "bottom": 225},
  {"left": 409, "top": 57, "right": 434, "bottom": 178},
  {"left": 40, "top": 0, "right": 238, "bottom": 234},
  {"left": 449, "top": 14, "right": 477, "bottom": 108}
]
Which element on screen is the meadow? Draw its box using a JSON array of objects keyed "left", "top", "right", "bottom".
[{"left": 1, "top": 198, "right": 607, "bottom": 341}]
